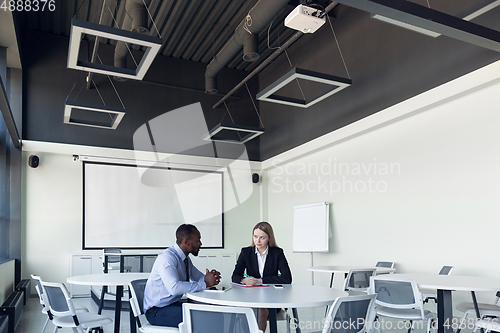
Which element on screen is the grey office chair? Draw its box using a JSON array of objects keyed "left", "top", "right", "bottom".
[
  {"left": 31, "top": 274, "right": 88, "bottom": 333},
  {"left": 375, "top": 262, "right": 395, "bottom": 275},
  {"left": 369, "top": 276, "right": 436, "bottom": 333},
  {"left": 129, "top": 279, "right": 179, "bottom": 333},
  {"left": 319, "top": 294, "right": 377, "bottom": 333},
  {"left": 179, "top": 303, "right": 261, "bottom": 333},
  {"left": 456, "top": 291, "right": 500, "bottom": 332},
  {"left": 103, "top": 248, "right": 132, "bottom": 273},
  {"left": 99, "top": 248, "right": 132, "bottom": 314},
  {"left": 343, "top": 268, "right": 376, "bottom": 295},
  {"left": 421, "top": 266, "right": 454, "bottom": 303},
  {"left": 475, "top": 314, "right": 500, "bottom": 333},
  {"left": 375, "top": 262, "right": 394, "bottom": 268},
  {"left": 40, "top": 280, "right": 112, "bottom": 333}
]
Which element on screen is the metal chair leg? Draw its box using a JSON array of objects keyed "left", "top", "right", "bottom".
[{"left": 41, "top": 317, "right": 49, "bottom": 333}]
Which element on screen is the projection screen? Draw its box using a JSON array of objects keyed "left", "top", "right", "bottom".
[{"left": 83, "top": 161, "right": 224, "bottom": 249}]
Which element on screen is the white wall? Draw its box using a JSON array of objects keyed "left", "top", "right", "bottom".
[
  {"left": 21, "top": 59, "right": 500, "bottom": 314},
  {"left": 263, "top": 62, "right": 500, "bottom": 308},
  {"left": 21, "top": 145, "right": 261, "bottom": 290}
]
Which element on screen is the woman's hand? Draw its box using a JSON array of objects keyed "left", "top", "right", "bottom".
[
  {"left": 241, "top": 277, "right": 263, "bottom": 285},
  {"left": 241, "top": 277, "right": 257, "bottom": 285}
]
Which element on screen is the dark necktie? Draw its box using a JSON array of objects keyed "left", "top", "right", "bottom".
[{"left": 184, "top": 258, "right": 190, "bottom": 281}]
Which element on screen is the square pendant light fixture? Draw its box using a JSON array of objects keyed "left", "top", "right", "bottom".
[
  {"left": 204, "top": 123, "right": 264, "bottom": 144},
  {"left": 257, "top": 68, "right": 352, "bottom": 108},
  {"left": 371, "top": 14, "right": 441, "bottom": 37},
  {"left": 64, "top": 101, "right": 125, "bottom": 129},
  {"left": 67, "top": 18, "right": 162, "bottom": 80}
]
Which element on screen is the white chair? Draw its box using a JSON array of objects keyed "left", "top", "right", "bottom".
[
  {"left": 475, "top": 316, "right": 500, "bottom": 333},
  {"left": 343, "top": 268, "right": 376, "bottom": 295},
  {"left": 40, "top": 280, "right": 112, "bottom": 333},
  {"left": 318, "top": 294, "right": 377, "bottom": 333},
  {"left": 375, "top": 262, "right": 395, "bottom": 275},
  {"left": 129, "top": 279, "right": 179, "bottom": 333},
  {"left": 375, "top": 262, "right": 394, "bottom": 268},
  {"left": 421, "top": 266, "right": 454, "bottom": 303},
  {"left": 456, "top": 291, "right": 500, "bottom": 332},
  {"left": 31, "top": 274, "right": 88, "bottom": 333},
  {"left": 99, "top": 248, "right": 132, "bottom": 314},
  {"left": 179, "top": 303, "right": 262, "bottom": 333},
  {"left": 103, "top": 248, "right": 132, "bottom": 273},
  {"left": 370, "top": 276, "right": 436, "bottom": 333}
]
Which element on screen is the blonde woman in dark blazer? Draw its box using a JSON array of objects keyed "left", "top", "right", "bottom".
[{"left": 232, "top": 221, "right": 292, "bottom": 332}]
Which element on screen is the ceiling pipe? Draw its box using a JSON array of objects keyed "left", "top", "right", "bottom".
[
  {"left": 242, "top": 33, "right": 259, "bottom": 62},
  {"left": 113, "top": 0, "right": 151, "bottom": 82},
  {"left": 205, "top": 0, "right": 292, "bottom": 94},
  {"left": 213, "top": 1, "right": 339, "bottom": 109}
]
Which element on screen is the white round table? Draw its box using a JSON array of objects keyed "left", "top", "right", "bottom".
[
  {"left": 307, "top": 265, "right": 396, "bottom": 287},
  {"left": 377, "top": 274, "right": 500, "bottom": 333},
  {"left": 187, "top": 284, "right": 347, "bottom": 333},
  {"left": 67, "top": 273, "right": 149, "bottom": 333},
  {"left": 379, "top": 274, "right": 500, "bottom": 291},
  {"left": 67, "top": 273, "right": 150, "bottom": 286}
]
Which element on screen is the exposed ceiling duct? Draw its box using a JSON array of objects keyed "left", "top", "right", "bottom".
[
  {"left": 114, "top": 0, "right": 151, "bottom": 81},
  {"left": 205, "top": 0, "right": 292, "bottom": 94},
  {"left": 213, "top": 1, "right": 339, "bottom": 109}
]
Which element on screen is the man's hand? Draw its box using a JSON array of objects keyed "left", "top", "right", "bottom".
[{"left": 204, "top": 269, "right": 221, "bottom": 287}]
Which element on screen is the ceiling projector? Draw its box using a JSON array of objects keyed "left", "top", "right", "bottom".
[{"left": 285, "top": 4, "right": 326, "bottom": 34}]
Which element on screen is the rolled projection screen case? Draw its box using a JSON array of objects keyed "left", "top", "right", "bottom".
[{"left": 293, "top": 202, "right": 331, "bottom": 252}]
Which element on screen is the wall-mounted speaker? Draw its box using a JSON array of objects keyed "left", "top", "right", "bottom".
[
  {"left": 28, "top": 155, "right": 39, "bottom": 168},
  {"left": 252, "top": 173, "right": 260, "bottom": 183}
]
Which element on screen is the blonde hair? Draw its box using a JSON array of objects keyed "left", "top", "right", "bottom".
[{"left": 251, "top": 221, "right": 277, "bottom": 247}]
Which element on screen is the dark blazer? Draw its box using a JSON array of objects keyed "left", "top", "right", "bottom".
[{"left": 232, "top": 246, "right": 292, "bottom": 284}]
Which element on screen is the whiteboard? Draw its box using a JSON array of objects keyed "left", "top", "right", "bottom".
[
  {"left": 83, "top": 162, "right": 223, "bottom": 249},
  {"left": 293, "top": 202, "right": 330, "bottom": 252}
]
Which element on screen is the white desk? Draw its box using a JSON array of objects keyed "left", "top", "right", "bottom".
[
  {"left": 307, "top": 266, "right": 396, "bottom": 287},
  {"left": 67, "top": 273, "right": 149, "bottom": 333},
  {"left": 187, "top": 284, "right": 347, "bottom": 333},
  {"left": 379, "top": 274, "right": 500, "bottom": 333}
]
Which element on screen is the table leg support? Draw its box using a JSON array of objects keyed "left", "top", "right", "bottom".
[
  {"left": 471, "top": 291, "right": 485, "bottom": 333},
  {"left": 268, "top": 309, "right": 277, "bottom": 333},
  {"left": 114, "top": 286, "right": 123, "bottom": 333},
  {"left": 129, "top": 289, "right": 136, "bottom": 333},
  {"left": 98, "top": 286, "right": 106, "bottom": 315},
  {"left": 292, "top": 308, "right": 301, "bottom": 333},
  {"left": 437, "top": 289, "right": 453, "bottom": 333}
]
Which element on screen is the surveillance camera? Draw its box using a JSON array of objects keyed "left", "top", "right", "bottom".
[{"left": 73, "top": 155, "right": 79, "bottom": 162}]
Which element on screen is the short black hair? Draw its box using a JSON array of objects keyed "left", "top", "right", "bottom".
[{"left": 176, "top": 224, "right": 198, "bottom": 245}]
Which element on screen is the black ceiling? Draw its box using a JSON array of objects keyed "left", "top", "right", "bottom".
[
  {"left": 13, "top": 0, "right": 500, "bottom": 161},
  {"left": 18, "top": 0, "right": 306, "bottom": 72},
  {"left": 17, "top": 0, "right": 486, "bottom": 73}
]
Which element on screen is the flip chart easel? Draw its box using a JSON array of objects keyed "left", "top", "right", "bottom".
[{"left": 293, "top": 202, "right": 331, "bottom": 285}]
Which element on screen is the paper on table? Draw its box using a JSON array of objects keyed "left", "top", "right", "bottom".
[
  {"left": 230, "top": 282, "right": 270, "bottom": 288},
  {"left": 204, "top": 287, "right": 232, "bottom": 292}
]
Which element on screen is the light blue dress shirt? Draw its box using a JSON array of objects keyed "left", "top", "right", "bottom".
[{"left": 143, "top": 244, "right": 206, "bottom": 311}]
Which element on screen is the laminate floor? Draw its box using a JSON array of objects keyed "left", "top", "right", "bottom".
[{"left": 15, "top": 296, "right": 473, "bottom": 333}]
